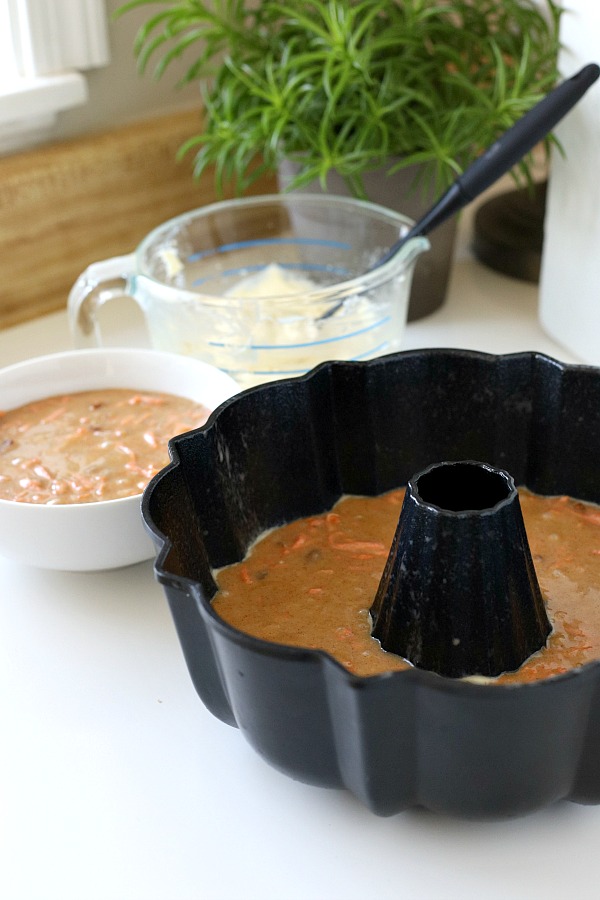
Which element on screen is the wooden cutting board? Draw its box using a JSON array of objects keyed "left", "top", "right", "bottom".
[{"left": 0, "top": 109, "right": 277, "bottom": 330}]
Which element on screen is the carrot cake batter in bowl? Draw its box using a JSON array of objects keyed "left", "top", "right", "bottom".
[{"left": 0, "top": 348, "right": 238, "bottom": 570}]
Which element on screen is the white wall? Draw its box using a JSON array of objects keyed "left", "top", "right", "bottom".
[{"left": 45, "top": 0, "right": 200, "bottom": 143}]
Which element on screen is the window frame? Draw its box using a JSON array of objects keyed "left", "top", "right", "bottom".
[{"left": 0, "top": 0, "right": 110, "bottom": 149}]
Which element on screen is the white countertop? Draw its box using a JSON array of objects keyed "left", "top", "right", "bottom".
[{"left": 2, "top": 215, "right": 599, "bottom": 900}]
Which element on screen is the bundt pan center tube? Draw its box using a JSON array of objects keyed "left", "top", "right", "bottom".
[
  {"left": 371, "top": 460, "right": 551, "bottom": 679},
  {"left": 142, "top": 349, "right": 600, "bottom": 819}
]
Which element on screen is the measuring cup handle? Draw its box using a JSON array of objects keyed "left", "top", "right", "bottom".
[{"left": 67, "top": 253, "right": 136, "bottom": 347}]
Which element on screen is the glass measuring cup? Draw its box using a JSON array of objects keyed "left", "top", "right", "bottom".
[{"left": 68, "top": 194, "right": 429, "bottom": 388}]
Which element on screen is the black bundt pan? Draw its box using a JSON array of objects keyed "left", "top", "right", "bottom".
[{"left": 142, "top": 349, "right": 600, "bottom": 819}]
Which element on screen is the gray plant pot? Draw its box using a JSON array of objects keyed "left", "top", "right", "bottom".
[{"left": 278, "top": 160, "right": 457, "bottom": 321}]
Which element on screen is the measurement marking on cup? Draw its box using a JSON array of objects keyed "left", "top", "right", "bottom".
[
  {"left": 220, "top": 342, "right": 390, "bottom": 377},
  {"left": 188, "top": 237, "right": 351, "bottom": 263},
  {"left": 207, "top": 317, "right": 391, "bottom": 350}
]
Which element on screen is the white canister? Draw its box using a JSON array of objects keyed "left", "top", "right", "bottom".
[{"left": 539, "top": 6, "right": 600, "bottom": 364}]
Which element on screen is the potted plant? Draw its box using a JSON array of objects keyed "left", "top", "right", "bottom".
[{"left": 117, "top": 0, "right": 563, "bottom": 317}]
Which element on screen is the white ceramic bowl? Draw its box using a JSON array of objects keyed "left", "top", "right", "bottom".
[{"left": 0, "top": 348, "right": 239, "bottom": 571}]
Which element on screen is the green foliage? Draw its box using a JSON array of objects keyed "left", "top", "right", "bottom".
[{"left": 116, "top": 0, "right": 563, "bottom": 197}]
